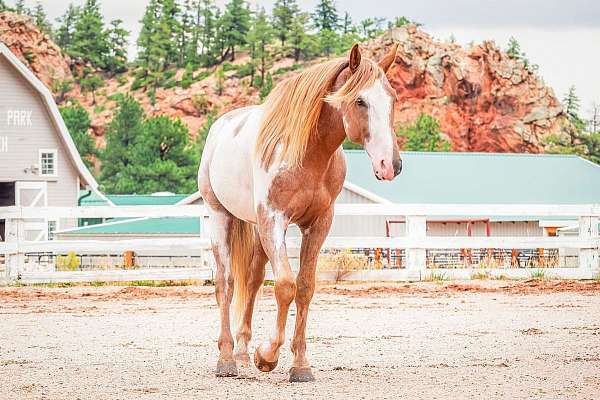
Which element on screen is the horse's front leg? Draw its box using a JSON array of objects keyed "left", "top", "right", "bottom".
[
  {"left": 289, "top": 208, "right": 333, "bottom": 382},
  {"left": 253, "top": 205, "right": 294, "bottom": 373}
]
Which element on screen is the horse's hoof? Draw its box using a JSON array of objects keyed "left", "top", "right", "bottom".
[
  {"left": 253, "top": 347, "right": 278, "bottom": 372},
  {"left": 234, "top": 352, "right": 251, "bottom": 368},
  {"left": 215, "top": 359, "right": 238, "bottom": 377},
  {"left": 289, "top": 367, "right": 315, "bottom": 383}
]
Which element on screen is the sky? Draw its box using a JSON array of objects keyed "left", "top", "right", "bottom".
[{"left": 7, "top": 0, "right": 600, "bottom": 118}]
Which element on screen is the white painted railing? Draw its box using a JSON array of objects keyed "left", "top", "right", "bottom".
[{"left": 1, "top": 204, "right": 599, "bottom": 283}]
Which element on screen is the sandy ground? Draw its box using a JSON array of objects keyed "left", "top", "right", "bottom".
[{"left": 1, "top": 280, "right": 600, "bottom": 400}]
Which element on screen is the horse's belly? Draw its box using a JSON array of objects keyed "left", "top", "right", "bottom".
[{"left": 208, "top": 109, "right": 261, "bottom": 223}]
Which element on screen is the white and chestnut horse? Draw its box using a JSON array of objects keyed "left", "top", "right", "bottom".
[{"left": 198, "top": 43, "right": 402, "bottom": 382}]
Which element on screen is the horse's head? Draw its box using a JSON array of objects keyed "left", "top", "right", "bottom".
[{"left": 329, "top": 44, "right": 402, "bottom": 181}]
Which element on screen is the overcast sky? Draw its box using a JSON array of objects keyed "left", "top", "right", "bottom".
[{"left": 7, "top": 0, "right": 600, "bottom": 117}]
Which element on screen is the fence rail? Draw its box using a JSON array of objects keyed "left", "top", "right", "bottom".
[{"left": 1, "top": 204, "right": 599, "bottom": 283}]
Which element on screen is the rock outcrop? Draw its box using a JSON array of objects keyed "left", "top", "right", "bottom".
[
  {"left": 0, "top": 12, "right": 73, "bottom": 88},
  {"left": 362, "top": 26, "right": 566, "bottom": 152},
  {"left": 0, "top": 12, "right": 566, "bottom": 153}
]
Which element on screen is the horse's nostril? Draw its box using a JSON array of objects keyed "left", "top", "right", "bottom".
[{"left": 394, "top": 159, "right": 403, "bottom": 176}]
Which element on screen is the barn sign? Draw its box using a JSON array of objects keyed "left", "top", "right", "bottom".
[
  {"left": 1, "top": 109, "right": 34, "bottom": 153},
  {"left": 6, "top": 109, "right": 33, "bottom": 127}
]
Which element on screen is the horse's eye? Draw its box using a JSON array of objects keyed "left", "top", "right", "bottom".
[{"left": 356, "top": 98, "right": 367, "bottom": 107}]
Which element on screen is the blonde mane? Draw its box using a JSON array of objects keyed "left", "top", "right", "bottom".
[{"left": 255, "top": 57, "right": 383, "bottom": 169}]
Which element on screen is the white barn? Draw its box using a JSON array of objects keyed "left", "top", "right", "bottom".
[{"left": 0, "top": 42, "right": 110, "bottom": 242}]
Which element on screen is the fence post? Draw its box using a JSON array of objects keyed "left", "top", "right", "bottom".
[
  {"left": 579, "top": 216, "right": 599, "bottom": 276},
  {"left": 5, "top": 217, "right": 24, "bottom": 281},
  {"left": 406, "top": 215, "right": 426, "bottom": 281}
]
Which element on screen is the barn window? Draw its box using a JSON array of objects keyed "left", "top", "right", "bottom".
[
  {"left": 47, "top": 220, "right": 58, "bottom": 240},
  {"left": 39, "top": 149, "right": 57, "bottom": 176}
]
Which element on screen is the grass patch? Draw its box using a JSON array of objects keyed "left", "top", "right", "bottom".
[
  {"left": 529, "top": 269, "right": 547, "bottom": 280},
  {"left": 263, "top": 280, "right": 275, "bottom": 287},
  {"left": 471, "top": 270, "right": 490, "bottom": 280},
  {"left": 427, "top": 271, "right": 448, "bottom": 283}
]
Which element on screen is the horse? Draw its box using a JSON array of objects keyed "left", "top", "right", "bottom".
[{"left": 198, "top": 43, "right": 402, "bottom": 382}]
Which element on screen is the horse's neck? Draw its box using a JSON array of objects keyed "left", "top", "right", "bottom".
[{"left": 302, "top": 103, "right": 346, "bottom": 171}]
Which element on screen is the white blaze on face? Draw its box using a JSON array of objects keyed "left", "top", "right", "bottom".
[{"left": 360, "top": 78, "right": 395, "bottom": 180}]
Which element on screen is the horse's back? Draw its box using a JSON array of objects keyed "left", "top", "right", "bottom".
[{"left": 199, "top": 105, "right": 263, "bottom": 223}]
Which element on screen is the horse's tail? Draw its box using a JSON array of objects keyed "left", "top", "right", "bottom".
[{"left": 228, "top": 218, "right": 254, "bottom": 329}]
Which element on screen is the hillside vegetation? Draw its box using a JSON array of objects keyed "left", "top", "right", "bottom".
[{"left": 1, "top": 0, "right": 597, "bottom": 194}]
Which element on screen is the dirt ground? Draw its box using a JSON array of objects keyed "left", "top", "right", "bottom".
[{"left": 1, "top": 280, "right": 600, "bottom": 400}]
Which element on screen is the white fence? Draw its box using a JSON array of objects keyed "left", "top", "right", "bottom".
[{"left": 1, "top": 204, "right": 599, "bottom": 283}]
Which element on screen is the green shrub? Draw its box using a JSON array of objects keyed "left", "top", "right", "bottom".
[
  {"left": 192, "top": 93, "right": 211, "bottom": 115},
  {"left": 259, "top": 73, "right": 273, "bottom": 101},
  {"left": 181, "top": 63, "right": 194, "bottom": 89},
  {"left": 195, "top": 71, "right": 210, "bottom": 82},
  {"left": 235, "top": 63, "right": 254, "bottom": 78},
  {"left": 221, "top": 62, "right": 237, "bottom": 72},
  {"left": 56, "top": 252, "right": 81, "bottom": 271},
  {"left": 116, "top": 74, "right": 128, "bottom": 86}
]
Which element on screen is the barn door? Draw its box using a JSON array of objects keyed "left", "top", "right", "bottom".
[{"left": 15, "top": 181, "right": 48, "bottom": 241}]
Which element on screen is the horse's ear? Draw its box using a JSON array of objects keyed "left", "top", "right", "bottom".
[
  {"left": 378, "top": 43, "right": 399, "bottom": 73},
  {"left": 349, "top": 44, "right": 361, "bottom": 73}
]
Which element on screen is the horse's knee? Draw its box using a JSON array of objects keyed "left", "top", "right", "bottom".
[{"left": 274, "top": 275, "right": 296, "bottom": 304}]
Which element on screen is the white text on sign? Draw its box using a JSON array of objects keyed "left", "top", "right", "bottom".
[
  {"left": 6, "top": 110, "right": 33, "bottom": 127},
  {"left": 0, "top": 136, "right": 7, "bottom": 153}
]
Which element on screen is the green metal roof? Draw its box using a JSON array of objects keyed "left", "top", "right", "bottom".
[
  {"left": 79, "top": 192, "right": 190, "bottom": 206},
  {"left": 62, "top": 217, "right": 200, "bottom": 235},
  {"left": 345, "top": 151, "right": 600, "bottom": 204}
]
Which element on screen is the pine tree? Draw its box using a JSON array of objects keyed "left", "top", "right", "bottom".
[
  {"left": 178, "top": 0, "right": 194, "bottom": 66},
  {"left": 59, "top": 103, "right": 97, "bottom": 169},
  {"left": 398, "top": 114, "right": 451, "bottom": 152},
  {"left": 55, "top": 4, "right": 81, "bottom": 52},
  {"left": 506, "top": 37, "right": 522, "bottom": 60},
  {"left": 342, "top": 11, "right": 351, "bottom": 34},
  {"left": 80, "top": 73, "right": 104, "bottom": 105},
  {"left": 248, "top": 8, "right": 273, "bottom": 88},
  {"left": 313, "top": 0, "right": 338, "bottom": 31},
  {"left": 197, "top": 0, "right": 217, "bottom": 64},
  {"left": 32, "top": 2, "right": 52, "bottom": 36},
  {"left": 106, "top": 19, "right": 129, "bottom": 74},
  {"left": 563, "top": 86, "right": 581, "bottom": 121},
  {"left": 129, "top": 116, "right": 199, "bottom": 193},
  {"left": 313, "top": 0, "right": 339, "bottom": 57},
  {"left": 137, "top": 0, "right": 181, "bottom": 94},
  {"left": 289, "top": 12, "right": 310, "bottom": 61},
  {"left": 14, "top": 0, "right": 28, "bottom": 15},
  {"left": 159, "top": 0, "right": 181, "bottom": 65},
  {"left": 52, "top": 78, "right": 73, "bottom": 103},
  {"left": 99, "top": 95, "right": 145, "bottom": 193},
  {"left": 561, "top": 86, "right": 586, "bottom": 145},
  {"left": 219, "top": 0, "right": 251, "bottom": 61},
  {"left": 70, "top": 0, "right": 108, "bottom": 68},
  {"left": 272, "top": 0, "right": 298, "bottom": 46}
]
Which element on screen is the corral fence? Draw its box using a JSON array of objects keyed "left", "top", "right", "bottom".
[{"left": 0, "top": 204, "right": 599, "bottom": 283}]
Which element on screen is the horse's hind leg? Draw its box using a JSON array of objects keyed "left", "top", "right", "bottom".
[
  {"left": 234, "top": 231, "right": 267, "bottom": 367},
  {"left": 206, "top": 205, "right": 238, "bottom": 377}
]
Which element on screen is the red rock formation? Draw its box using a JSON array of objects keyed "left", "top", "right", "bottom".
[
  {"left": 0, "top": 12, "right": 73, "bottom": 89},
  {"left": 362, "top": 25, "right": 566, "bottom": 152}
]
